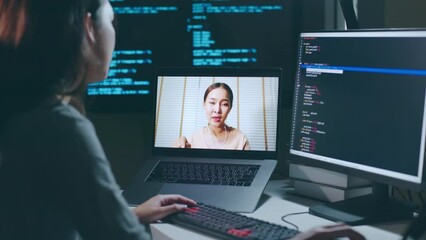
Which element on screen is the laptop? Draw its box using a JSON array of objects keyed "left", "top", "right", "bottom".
[{"left": 122, "top": 67, "right": 282, "bottom": 213}]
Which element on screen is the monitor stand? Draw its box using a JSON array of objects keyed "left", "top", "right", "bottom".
[{"left": 309, "top": 183, "right": 417, "bottom": 225}]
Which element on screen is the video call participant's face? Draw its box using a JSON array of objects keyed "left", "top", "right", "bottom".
[{"left": 204, "top": 87, "right": 231, "bottom": 128}]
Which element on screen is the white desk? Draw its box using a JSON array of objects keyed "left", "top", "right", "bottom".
[{"left": 150, "top": 180, "right": 408, "bottom": 240}]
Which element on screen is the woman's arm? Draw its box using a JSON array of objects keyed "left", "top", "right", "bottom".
[{"left": 290, "top": 223, "right": 365, "bottom": 240}]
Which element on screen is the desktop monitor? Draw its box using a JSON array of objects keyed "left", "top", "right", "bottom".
[{"left": 289, "top": 29, "right": 426, "bottom": 225}]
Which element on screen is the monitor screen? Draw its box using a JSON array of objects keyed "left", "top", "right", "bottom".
[
  {"left": 153, "top": 67, "right": 282, "bottom": 159},
  {"left": 290, "top": 29, "right": 426, "bottom": 188},
  {"left": 289, "top": 29, "right": 426, "bottom": 224},
  {"left": 85, "top": 0, "right": 299, "bottom": 112}
]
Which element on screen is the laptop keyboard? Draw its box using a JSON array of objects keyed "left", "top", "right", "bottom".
[{"left": 146, "top": 161, "right": 260, "bottom": 186}]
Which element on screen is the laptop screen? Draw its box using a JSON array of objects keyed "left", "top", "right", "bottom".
[{"left": 153, "top": 68, "right": 282, "bottom": 159}]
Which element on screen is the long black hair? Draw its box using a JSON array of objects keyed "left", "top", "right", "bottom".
[{"left": 0, "top": 0, "right": 102, "bottom": 123}]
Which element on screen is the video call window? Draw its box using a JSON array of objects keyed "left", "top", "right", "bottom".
[{"left": 154, "top": 76, "right": 279, "bottom": 151}]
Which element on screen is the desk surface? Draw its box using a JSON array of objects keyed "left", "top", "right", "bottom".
[{"left": 150, "top": 180, "right": 408, "bottom": 240}]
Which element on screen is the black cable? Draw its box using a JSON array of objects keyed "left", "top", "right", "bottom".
[
  {"left": 281, "top": 211, "right": 309, "bottom": 231},
  {"left": 407, "top": 189, "right": 413, "bottom": 202},
  {"left": 418, "top": 192, "right": 425, "bottom": 207},
  {"left": 394, "top": 187, "right": 407, "bottom": 202}
]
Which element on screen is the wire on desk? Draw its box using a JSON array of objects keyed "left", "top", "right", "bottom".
[
  {"left": 407, "top": 189, "right": 413, "bottom": 202},
  {"left": 281, "top": 211, "right": 309, "bottom": 231},
  {"left": 418, "top": 193, "right": 424, "bottom": 207},
  {"left": 394, "top": 187, "right": 407, "bottom": 202}
]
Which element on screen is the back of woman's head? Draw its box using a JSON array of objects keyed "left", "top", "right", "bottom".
[{"left": 0, "top": 0, "right": 102, "bottom": 117}]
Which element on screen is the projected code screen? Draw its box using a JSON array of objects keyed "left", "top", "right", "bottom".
[{"left": 86, "top": 0, "right": 299, "bottom": 112}]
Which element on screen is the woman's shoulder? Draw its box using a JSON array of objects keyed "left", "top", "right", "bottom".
[
  {"left": 2, "top": 101, "right": 99, "bottom": 163},
  {"left": 36, "top": 101, "right": 93, "bottom": 133},
  {"left": 51, "top": 101, "right": 89, "bottom": 122},
  {"left": 10, "top": 101, "right": 94, "bottom": 139},
  {"left": 227, "top": 126, "right": 246, "bottom": 137},
  {"left": 50, "top": 102, "right": 97, "bottom": 141}
]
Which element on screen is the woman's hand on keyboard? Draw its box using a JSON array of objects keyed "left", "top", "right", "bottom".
[
  {"left": 132, "top": 194, "right": 197, "bottom": 223},
  {"left": 290, "top": 223, "right": 366, "bottom": 240}
]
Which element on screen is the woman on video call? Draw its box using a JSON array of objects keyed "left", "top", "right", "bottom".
[{"left": 173, "top": 82, "right": 250, "bottom": 150}]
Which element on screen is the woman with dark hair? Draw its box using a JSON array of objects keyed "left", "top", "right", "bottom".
[
  {"left": 0, "top": 0, "right": 195, "bottom": 239},
  {"left": 173, "top": 82, "right": 250, "bottom": 150},
  {"left": 0, "top": 0, "right": 375, "bottom": 239}
]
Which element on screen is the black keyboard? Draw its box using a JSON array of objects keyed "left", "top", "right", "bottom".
[
  {"left": 146, "top": 161, "right": 260, "bottom": 186},
  {"left": 165, "top": 202, "right": 299, "bottom": 240}
]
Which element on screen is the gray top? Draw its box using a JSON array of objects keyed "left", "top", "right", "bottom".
[{"left": 0, "top": 101, "right": 150, "bottom": 240}]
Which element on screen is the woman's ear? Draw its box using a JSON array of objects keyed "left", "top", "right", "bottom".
[{"left": 84, "top": 12, "right": 96, "bottom": 45}]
